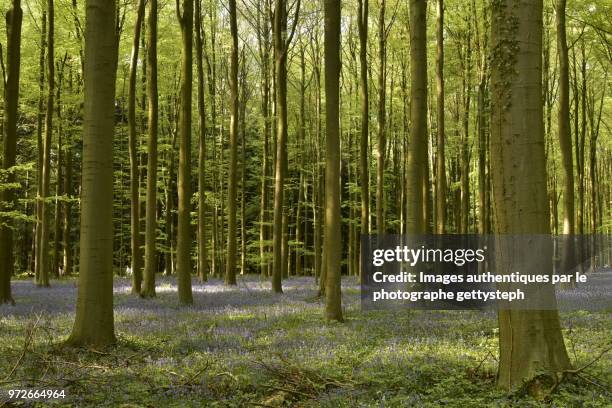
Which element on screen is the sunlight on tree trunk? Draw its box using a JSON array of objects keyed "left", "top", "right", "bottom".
[
  {"left": 323, "top": 0, "right": 343, "bottom": 322},
  {"left": 176, "top": 0, "right": 194, "bottom": 305},
  {"left": 67, "top": 0, "right": 117, "bottom": 347},
  {"left": 490, "top": 0, "right": 571, "bottom": 394},
  {"left": 141, "top": 0, "right": 159, "bottom": 298}
]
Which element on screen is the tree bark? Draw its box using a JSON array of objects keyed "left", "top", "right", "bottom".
[
  {"left": 176, "top": 0, "right": 194, "bottom": 304},
  {"left": 323, "top": 0, "right": 343, "bottom": 322},
  {"left": 128, "top": 0, "right": 145, "bottom": 293},
  {"left": 225, "top": 0, "right": 239, "bottom": 285},
  {"left": 406, "top": 0, "right": 427, "bottom": 234},
  {"left": 0, "top": 0, "right": 22, "bottom": 305},
  {"left": 357, "top": 0, "right": 369, "bottom": 283},
  {"left": 141, "top": 0, "right": 159, "bottom": 298},
  {"left": 490, "top": 0, "right": 570, "bottom": 392},
  {"left": 195, "top": 0, "right": 208, "bottom": 282},
  {"left": 67, "top": 0, "right": 117, "bottom": 346},
  {"left": 376, "top": 0, "right": 386, "bottom": 234},
  {"left": 555, "top": 0, "right": 576, "bottom": 274},
  {"left": 38, "top": 0, "right": 55, "bottom": 287},
  {"left": 435, "top": 0, "right": 445, "bottom": 234}
]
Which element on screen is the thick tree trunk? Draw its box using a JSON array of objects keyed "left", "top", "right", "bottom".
[
  {"left": 323, "top": 0, "right": 343, "bottom": 322},
  {"left": 176, "top": 0, "right": 194, "bottom": 305},
  {"left": 0, "top": 0, "right": 22, "bottom": 305},
  {"left": 127, "top": 0, "right": 145, "bottom": 293},
  {"left": 225, "top": 0, "right": 239, "bottom": 285},
  {"left": 141, "top": 0, "right": 159, "bottom": 298},
  {"left": 490, "top": 0, "right": 570, "bottom": 393},
  {"left": 67, "top": 0, "right": 117, "bottom": 346},
  {"left": 406, "top": 0, "right": 427, "bottom": 234}
]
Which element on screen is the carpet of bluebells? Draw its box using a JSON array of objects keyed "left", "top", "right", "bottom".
[{"left": 0, "top": 275, "right": 610, "bottom": 407}]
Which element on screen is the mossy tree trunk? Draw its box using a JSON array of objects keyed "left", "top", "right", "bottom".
[{"left": 490, "top": 0, "right": 571, "bottom": 393}]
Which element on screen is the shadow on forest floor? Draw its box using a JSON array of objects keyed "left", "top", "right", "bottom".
[{"left": 0, "top": 275, "right": 610, "bottom": 407}]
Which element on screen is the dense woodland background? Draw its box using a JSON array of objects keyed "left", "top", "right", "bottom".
[{"left": 0, "top": 0, "right": 610, "bottom": 403}]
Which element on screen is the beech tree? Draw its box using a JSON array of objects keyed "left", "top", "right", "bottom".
[
  {"left": 176, "top": 0, "right": 194, "bottom": 305},
  {"left": 0, "top": 0, "right": 22, "bottom": 305},
  {"left": 67, "top": 0, "right": 118, "bottom": 346},
  {"left": 323, "top": 0, "right": 342, "bottom": 322},
  {"left": 225, "top": 0, "right": 239, "bottom": 286},
  {"left": 141, "top": 0, "right": 159, "bottom": 298},
  {"left": 490, "top": 0, "right": 571, "bottom": 392}
]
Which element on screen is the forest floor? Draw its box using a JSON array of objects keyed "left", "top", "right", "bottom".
[{"left": 0, "top": 275, "right": 610, "bottom": 407}]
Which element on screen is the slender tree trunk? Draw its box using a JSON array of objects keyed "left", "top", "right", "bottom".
[
  {"left": 176, "top": 0, "right": 194, "bottom": 304},
  {"left": 272, "top": 0, "right": 287, "bottom": 293},
  {"left": 357, "top": 0, "right": 369, "bottom": 283},
  {"left": 435, "top": 0, "right": 445, "bottom": 234},
  {"left": 195, "top": 0, "right": 208, "bottom": 282},
  {"left": 67, "top": 0, "right": 117, "bottom": 346},
  {"left": 258, "top": 0, "right": 271, "bottom": 278},
  {"left": 323, "top": 0, "right": 343, "bottom": 322},
  {"left": 0, "top": 0, "right": 22, "bottom": 305},
  {"left": 490, "top": 0, "right": 570, "bottom": 392},
  {"left": 52, "top": 63, "right": 65, "bottom": 277},
  {"left": 34, "top": 3, "right": 46, "bottom": 283},
  {"left": 555, "top": 0, "right": 576, "bottom": 274},
  {"left": 406, "top": 0, "right": 427, "bottom": 234},
  {"left": 225, "top": 0, "right": 239, "bottom": 285},
  {"left": 141, "top": 0, "right": 159, "bottom": 298},
  {"left": 376, "top": 0, "right": 386, "bottom": 234},
  {"left": 38, "top": 0, "right": 55, "bottom": 287},
  {"left": 128, "top": 0, "right": 145, "bottom": 293},
  {"left": 63, "top": 139, "right": 73, "bottom": 276}
]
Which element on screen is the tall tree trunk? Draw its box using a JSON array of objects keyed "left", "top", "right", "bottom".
[
  {"left": 490, "top": 0, "right": 570, "bottom": 392},
  {"left": 38, "top": 0, "right": 55, "bottom": 287},
  {"left": 271, "top": 0, "right": 287, "bottom": 293},
  {"left": 63, "top": 139, "right": 73, "bottom": 276},
  {"left": 555, "top": 0, "right": 576, "bottom": 275},
  {"left": 141, "top": 0, "right": 159, "bottom": 298},
  {"left": 258, "top": 0, "right": 271, "bottom": 278},
  {"left": 376, "top": 0, "right": 386, "bottom": 233},
  {"left": 52, "top": 61, "right": 65, "bottom": 277},
  {"left": 357, "top": 0, "right": 369, "bottom": 283},
  {"left": 435, "top": 0, "right": 445, "bottom": 234},
  {"left": 271, "top": 0, "right": 299, "bottom": 292},
  {"left": 128, "top": 0, "right": 145, "bottom": 293},
  {"left": 323, "top": 0, "right": 342, "bottom": 322},
  {"left": 225, "top": 0, "right": 239, "bottom": 285},
  {"left": 195, "top": 0, "right": 208, "bottom": 282},
  {"left": 176, "top": 0, "right": 194, "bottom": 304},
  {"left": 34, "top": 3, "right": 46, "bottom": 282},
  {"left": 406, "top": 0, "right": 427, "bottom": 234},
  {"left": 67, "top": 0, "right": 117, "bottom": 346},
  {"left": 460, "top": 17, "right": 472, "bottom": 234},
  {"left": 0, "top": 0, "right": 22, "bottom": 305}
]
